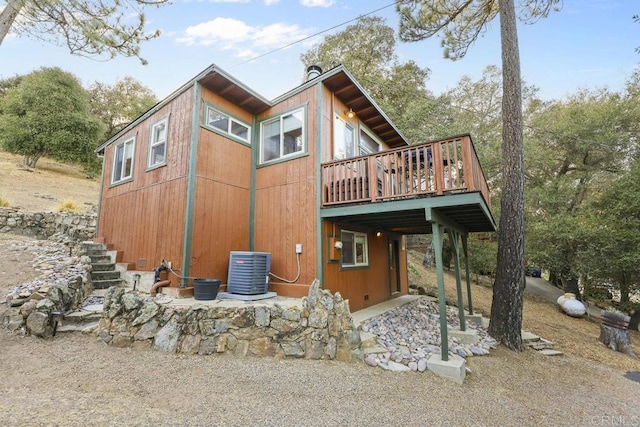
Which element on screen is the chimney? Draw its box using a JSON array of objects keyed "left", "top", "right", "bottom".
[{"left": 306, "top": 65, "right": 322, "bottom": 81}]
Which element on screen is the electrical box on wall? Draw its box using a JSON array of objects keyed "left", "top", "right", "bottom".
[
  {"left": 296, "top": 243, "right": 303, "bottom": 254},
  {"left": 328, "top": 237, "right": 340, "bottom": 261}
]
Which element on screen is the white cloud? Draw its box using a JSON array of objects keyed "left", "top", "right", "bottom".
[
  {"left": 263, "top": 0, "right": 281, "bottom": 4},
  {"left": 177, "top": 17, "right": 312, "bottom": 57},
  {"left": 300, "top": 0, "right": 335, "bottom": 7},
  {"left": 176, "top": 17, "right": 253, "bottom": 47}
]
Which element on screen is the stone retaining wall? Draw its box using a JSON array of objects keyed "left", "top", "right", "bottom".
[
  {"left": 0, "top": 208, "right": 97, "bottom": 240},
  {"left": 97, "top": 280, "right": 363, "bottom": 361},
  {"left": 2, "top": 256, "right": 93, "bottom": 337}
]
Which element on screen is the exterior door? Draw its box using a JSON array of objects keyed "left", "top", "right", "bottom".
[{"left": 389, "top": 238, "right": 401, "bottom": 294}]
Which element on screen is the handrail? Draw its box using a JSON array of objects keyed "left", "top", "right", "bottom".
[{"left": 321, "top": 135, "right": 491, "bottom": 208}]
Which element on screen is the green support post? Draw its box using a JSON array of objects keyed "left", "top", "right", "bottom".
[
  {"left": 431, "top": 220, "right": 449, "bottom": 362},
  {"left": 451, "top": 230, "right": 466, "bottom": 331},
  {"left": 462, "top": 234, "right": 473, "bottom": 315}
]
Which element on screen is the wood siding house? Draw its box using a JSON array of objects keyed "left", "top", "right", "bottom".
[{"left": 95, "top": 64, "right": 495, "bottom": 313}]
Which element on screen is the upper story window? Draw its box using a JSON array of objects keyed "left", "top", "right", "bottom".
[
  {"left": 260, "top": 108, "right": 305, "bottom": 164},
  {"left": 204, "top": 105, "right": 250, "bottom": 143},
  {"left": 112, "top": 136, "right": 135, "bottom": 184},
  {"left": 359, "top": 128, "right": 381, "bottom": 155},
  {"left": 148, "top": 116, "right": 168, "bottom": 169},
  {"left": 334, "top": 114, "right": 355, "bottom": 160},
  {"left": 341, "top": 230, "right": 369, "bottom": 268}
]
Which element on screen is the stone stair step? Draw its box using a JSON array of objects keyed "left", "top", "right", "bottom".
[
  {"left": 89, "top": 255, "right": 112, "bottom": 264},
  {"left": 363, "top": 346, "right": 388, "bottom": 355},
  {"left": 90, "top": 289, "right": 109, "bottom": 297},
  {"left": 63, "top": 310, "right": 103, "bottom": 324},
  {"left": 91, "top": 271, "right": 121, "bottom": 280},
  {"left": 521, "top": 331, "right": 541, "bottom": 343},
  {"left": 525, "top": 338, "right": 553, "bottom": 350},
  {"left": 80, "top": 243, "right": 106, "bottom": 251},
  {"left": 92, "top": 279, "right": 123, "bottom": 289},
  {"left": 56, "top": 321, "right": 100, "bottom": 334},
  {"left": 92, "top": 263, "right": 115, "bottom": 272}
]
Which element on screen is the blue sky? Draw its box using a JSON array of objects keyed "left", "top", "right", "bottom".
[{"left": 1, "top": 0, "right": 638, "bottom": 101}]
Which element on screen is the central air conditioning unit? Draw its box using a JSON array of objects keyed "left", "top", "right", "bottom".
[{"left": 227, "top": 251, "right": 271, "bottom": 295}]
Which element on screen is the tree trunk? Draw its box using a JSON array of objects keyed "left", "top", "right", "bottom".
[
  {"left": 561, "top": 275, "right": 581, "bottom": 300},
  {"left": 599, "top": 325, "right": 638, "bottom": 358},
  {"left": 0, "top": 0, "right": 23, "bottom": 46},
  {"left": 488, "top": 0, "right": 525, "bottom": 352}
]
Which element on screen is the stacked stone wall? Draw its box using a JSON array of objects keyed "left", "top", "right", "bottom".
[
  {"left": 0, "top": 208, "right": 96, "bottom": 241},
  {"left": 97, "top": 280, "right": 363, "bottom": 361}
]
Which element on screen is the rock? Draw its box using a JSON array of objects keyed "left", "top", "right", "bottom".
[
  {"left": 281, "top": 342, "right": 305, "bottom": 358},
  {"left": 417, "top": 358, "right": 428, "bottom": 372},
  {"left": 562, "top": 299, "right": 586, "bottom": 317},
  {"left": 365, "top": 354, "right": 379, "bottom": 367},
  {"left": 254, "top": 306, "right": 271, "bottom": 327},
  {"left": 408, "top": 361, "right": 418, "bottom": 371},
  {"left": 154, "top": 318, "right": 182, "bottom": 353},
  {"left": 180, "top": 335, "right": 201, "bottom": 354},
  {"left": 134, "top": 319, "right": 159, "bottom": 340},
  {"left": 121, "top": 293, "right": 142, "bottom": 311},
  {"left": 132, "top": 301, "right": 159, "bottom": 326},
  {"left": 470, "top": 345, "right": 486, "bottom": 356},
  {"left": 380, "top": 361, "right": 411, "bottom": 372},
  {"left": 26, "top": 311, "right": 50, "bottom": 337},
  {"left": 306, "top": 278, "right": 321, "bottom": 309}
]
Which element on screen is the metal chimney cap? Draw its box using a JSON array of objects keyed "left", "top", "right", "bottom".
[{"left": 306, "top": 65, "right": 323, "bottom": 80}]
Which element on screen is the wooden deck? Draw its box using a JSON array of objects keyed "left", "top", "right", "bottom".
[{"left": 321, "top": 135, "right": 490, "bottom": 209}]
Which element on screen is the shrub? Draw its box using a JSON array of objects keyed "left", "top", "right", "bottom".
[{"left": 58, "top": 198, "right": 79, "bottom": 213}]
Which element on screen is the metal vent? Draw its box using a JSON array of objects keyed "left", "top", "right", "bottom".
[{"left": 227, "top": 251, "right": 271, "bottom": 295}]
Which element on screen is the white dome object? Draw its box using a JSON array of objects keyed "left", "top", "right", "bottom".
[
  {"left": 557, "top": 295, "right": 568, "bottom": 306},
  {"left": 562, "top": 299, "right": 586, "bottom": 317}
]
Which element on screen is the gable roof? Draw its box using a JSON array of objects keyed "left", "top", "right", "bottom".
[{"left": 96, "top": 63, "right": 408, "bottom": 153}]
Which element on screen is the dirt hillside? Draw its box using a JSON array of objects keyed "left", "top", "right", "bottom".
[
  {"left": 0, "top": 150, "right": 99, "bottom": 213},
  {"left": 407, "top": 249, "right": 640, "bottom": 372}
]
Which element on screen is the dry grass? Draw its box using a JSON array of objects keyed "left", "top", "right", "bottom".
[
  {"left": 0, "top": 150, "right": 99, "bottom": 213},
  {"left": 407, "top": 249, "right": 640, "bottom": 372}
]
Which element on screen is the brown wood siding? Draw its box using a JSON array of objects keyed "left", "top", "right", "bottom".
[
  {"left": 97, "top": 88, "right": 194, "bottom": 271},
  {"left": 254, "top": 86, "right": 318, "bottom": 291},
  {"left": 189, "top": 88, "right": 254, "bottom": 280},
  {"left": 321, "top": 221, "right": 408, "bottom": 312},
  {"left": 189, "top": 178, "right": 250, "bottom": 280}
]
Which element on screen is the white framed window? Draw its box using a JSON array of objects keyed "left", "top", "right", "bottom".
[
  {"left": 204, "top": 105, "right": 250, "bottom": 143},
  {"left": 359, "top": 127, "right": 381, "bottom": 155},
  {"left": 334, "top": 114, "right": 355, "bottom": 160},
  {"left": 341, "top": 230, "right": 369, "bottom": 267},
  {"left": 148, "top": 116, "right": 168, "bottom": 169},
  {"left": 260, "top": 108, "right": 305, "bottom": 164},
  {"left": 112, "top": 136, "right": 135, "bottom": 184}
]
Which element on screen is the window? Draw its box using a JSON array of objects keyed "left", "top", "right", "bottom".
[
  {"left": 341, "top": 230, "right": 369, "bottom": 267},
  {"left": 334, "top": 115, "right": 355, "bottom": 160},
  {"left": 112, "top": 136, "right": 135, "bottom": 184},
  {"left": 260, "top": 108, "right": 305, "bottom": 163},
  {"left": 148, "top": 116, "right": 168, "bottom": 168},
  {"left": 204, "top": 105, "right": 250, "bottom": 142},
  {"left": 359, "top": 128, "right": 380, "bottom": 155}
]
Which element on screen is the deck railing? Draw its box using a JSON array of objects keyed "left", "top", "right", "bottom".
[{"left": 321, "top": 135, "right": 491, "bottom": 208}]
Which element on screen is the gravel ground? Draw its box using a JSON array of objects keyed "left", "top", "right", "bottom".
[{"left": 1, "top": 235, "right": 639, "bottom": 426}]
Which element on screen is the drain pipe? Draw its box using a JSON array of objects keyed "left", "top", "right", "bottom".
[{"left": 150, "top": 261, "right": 171, "bottom": 297}]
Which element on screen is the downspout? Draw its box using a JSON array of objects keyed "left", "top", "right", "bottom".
[
  {"left": 180, "top": 81, "right": 202, "bottom": 287},
  {"left": 315, "top": 81, "right": 324, "bottom": 286},
  {"left": 249, "top": 115, "right": 259, "bottom": 251},
  {"left": 94, "top": 150, "right": 106, "bottom": 239}
]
